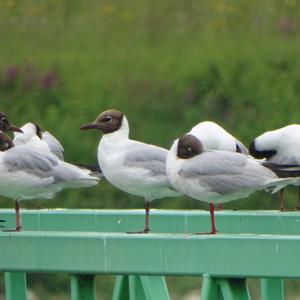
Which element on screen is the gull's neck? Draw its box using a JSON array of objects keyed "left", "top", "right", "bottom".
[{"left": 101, "top": 115, "right": 130, "bottom": 143}]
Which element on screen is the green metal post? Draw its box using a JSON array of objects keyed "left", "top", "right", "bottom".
[
  {"left": 219, "top": 278, "right": 250, "bottom": 300},
  {"left": 112, "top": 276, "right": 130, "bottom": 300},
  {"left": 129, "top": 276, "right": 147, "bottom": 300},
  {"left": 201, "top": 275, "right": 221, "bottom": 300},
  {"left": 4, "top": 272, "right": 27, "bottom": 300},
  {"left": 71, "top": 274, "right": 95, "bottom": 300},
  {"left": 140, "top": 276, "right": 170, "bottom": 299},
  {"left": 261, "top": 278, "right": 284, "bottom": 300}
]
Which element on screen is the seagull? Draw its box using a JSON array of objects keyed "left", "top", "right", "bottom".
[
  {"left": 188, "top": 121, "right": 248, "bottom": 210},
  {"left": 0, "top": 112, "right": 23, "bottom": 133},
  {"left": 188, "top": 121, "right": 248, "bottom": 154},
  {"left": 13, "top": 123, "right": 64, "bottom": 160},
  {"left": 166, "top": 134, "right": 300, "bottom": 234},
  {"left": 80, "top": 109, "right": 181, "bottom": 233},
  {"left": 0, "top": 132, "right": 100, "bottom": 231},
  {"left": 249, "top": 124, "right": 300, "bottom": 210}
]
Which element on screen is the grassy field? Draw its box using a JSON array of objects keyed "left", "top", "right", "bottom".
[{"left": 0, "top": 0, "right": 300, "bottom": 298}]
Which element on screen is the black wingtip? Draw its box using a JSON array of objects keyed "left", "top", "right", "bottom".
[
  {"left": 263, "top": 162, "right": 300, "bottom": 178},
  {"left": 73, "top": 163, "right": 103, "bottom": 174},
  {"left": 249, "top": 140, "right": 277, "bottom": 159}
]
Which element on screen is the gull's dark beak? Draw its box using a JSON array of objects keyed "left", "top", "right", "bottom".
[
  {"left": 80, "top": 123, "right": 101, "bottom": 130},
  {"left": 8, "top": 125, "right": 23, "bottom": 133}
]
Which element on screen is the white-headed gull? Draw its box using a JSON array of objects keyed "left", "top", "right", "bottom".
[
  {"left": 13, "top": 123, "right": 64, "bottom": 160},
  {"left": 189, "top": 121, "right": 248, "bottom": 154},
  {"left": 249, "top": 124, "right": 300, "bottom": 210},
  {"left": 80, "top": 109, "right": 181, "bottom": 233},
  {"left": 167, "top": 134, "right": 300, "bottom": 234},
  {"left": 0, "top": 132, "right": 100, "bottom": 231},
  {"left": 0, "top": 112, "right": 22, "bottom": 133}
]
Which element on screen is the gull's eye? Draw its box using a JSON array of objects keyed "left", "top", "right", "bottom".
[
  {"left": 1, "top": 117, "right": 6, "bottom": 123},
  {"left": 104, "top": 116, "right": 113, "bottom": 123}
]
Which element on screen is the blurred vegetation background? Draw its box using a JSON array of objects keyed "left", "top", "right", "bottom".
[{"left": 0, "top": 0, "right": 300, "bottom": 299}]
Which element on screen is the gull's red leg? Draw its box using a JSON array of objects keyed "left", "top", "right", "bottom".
[
  {"left": 279, "top": 189, "right": 285, "bottom": 211},
  {"left": 15, "top": 201, "right": 22, "bottom": 231},
  {"left": 209, "top": 203, "right": 217, "bottom": 234},
  {"left": 127, "top": 200, "right": 151, "bottom": 234},
  {"left": 143, "top": 201, "right": 150, "bottom": 233},
  {"left": 2, "top": 200, "right": 22, "bottom": 232},
  {"left": 195, "top": 203, "right": 217, "bottom": 235}
]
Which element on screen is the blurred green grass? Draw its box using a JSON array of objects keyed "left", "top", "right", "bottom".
[{"left": 0, "top": 0, "right": 300, "bottom": 298}]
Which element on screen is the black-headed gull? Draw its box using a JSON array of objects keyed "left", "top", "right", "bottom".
[
  {"left": 80, "top": 109, "right": 181, "bottom": 233},
  {"left": 13, "top": 123, "right": 64, "bottom": 160},
  {"left": 167, "top": 134, "right": 300, "bottom": 234},
  {"left": 0, "top": 132, "right": 100, "bottom": 231},
  {"left": 0, "top": 112, "right": 22, "bottom": 133},
  {"left": 189, "top": 121, "right": 248, "bottom": 210},
  {"left": 249, "top": 124, "right": 300, "bottom": 210},
  {"left": 188, "top": 121, "right": 248, "bottom": 154}
]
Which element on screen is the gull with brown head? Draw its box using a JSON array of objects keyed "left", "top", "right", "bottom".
[{"left": 81, "top": 109, "right": 181, "bottom": 233}]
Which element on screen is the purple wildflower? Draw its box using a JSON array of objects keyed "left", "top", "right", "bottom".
[
  {"left": 40, "top": 70, "right": 59, "bottom": 90},
  {"left": 6, "top": 65, "right": 19, "bottom": 83}
]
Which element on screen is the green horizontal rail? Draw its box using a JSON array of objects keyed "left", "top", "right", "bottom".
[
  {"left": 0, "top": 231, "right": 300, "bottom": 278},
  {"left": 0, "top": 209, "right": 300, "bottom": 235}
]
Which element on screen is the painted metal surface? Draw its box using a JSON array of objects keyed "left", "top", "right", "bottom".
[
  {"left": 261, "top": 278, "right": 284, "bottom": 300},
  {"left": 112, "top": 275, "right": 169, "bottom": 300},
  {"left": 71, "top": 274, "right": 96, "bottom": 300},
  {"left": 0, "top": 210, "right": 297, "bottom": 299},
  {"left": 0, "top": 231, "right": 300, "bottom": 278},
  {"left": 1, "top": 209, "right": 300, "bottom": 234},
  {"left": 4, "top": 272, "right": 27, "bottom": 300}
]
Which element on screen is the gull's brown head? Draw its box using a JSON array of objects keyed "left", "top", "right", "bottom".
[
  {"left": 80, "top": 109, "right": 124, "bottom": 134},
  {"left": 0, "top": 112, "right": 23, "bottom": 133},
  {"left": 0, "top": 131, "right": 14, "bottom": 151},
  {"left": 177, "top": 134, "right": 203, "bottom": 159}
]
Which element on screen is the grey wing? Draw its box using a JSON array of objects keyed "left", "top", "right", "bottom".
[
  {"left": 181, "top": 150, "right": 247, "bottom": 177},
  {"left": 235, "top": 139, "right": 249, "bottom": 155},
  {"left": 3, "top": 146, "right": 58, "bottom": 177},
  {"left": 198, "top": 173, "right": 263, "bottom": 194},
  {"left": 42, "top": 131, "right": 64, "bottom": 160},
  {"left": 124, "top": 143, "right": 167, "bottom": 176},
  {"left": 181, "top": 151, "right": 271, "bottom": 194}
]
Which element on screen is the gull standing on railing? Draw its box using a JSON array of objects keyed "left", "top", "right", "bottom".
[
  {"left": 249, "top": 124, "right": 300, "bottom": 210},
  {"left": 188, "top": 120, "right": 248, "bottom": 210},
  {"left": 0, "top": 132, "right": 100, "bottom": 231},
  {"left": 166, "top": 134, "right": 300, "bottom": 234},
  {"left": 80, "top": 109, "right": 181, "bottom": 233}
]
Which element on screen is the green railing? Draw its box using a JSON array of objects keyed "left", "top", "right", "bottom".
[{"left": 0, "top": 209, "right": 300, "bottom": 299}]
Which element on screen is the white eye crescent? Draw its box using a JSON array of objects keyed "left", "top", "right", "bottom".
[{"left": 105, "top": 116, "right": 113, "bottom": 123}]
